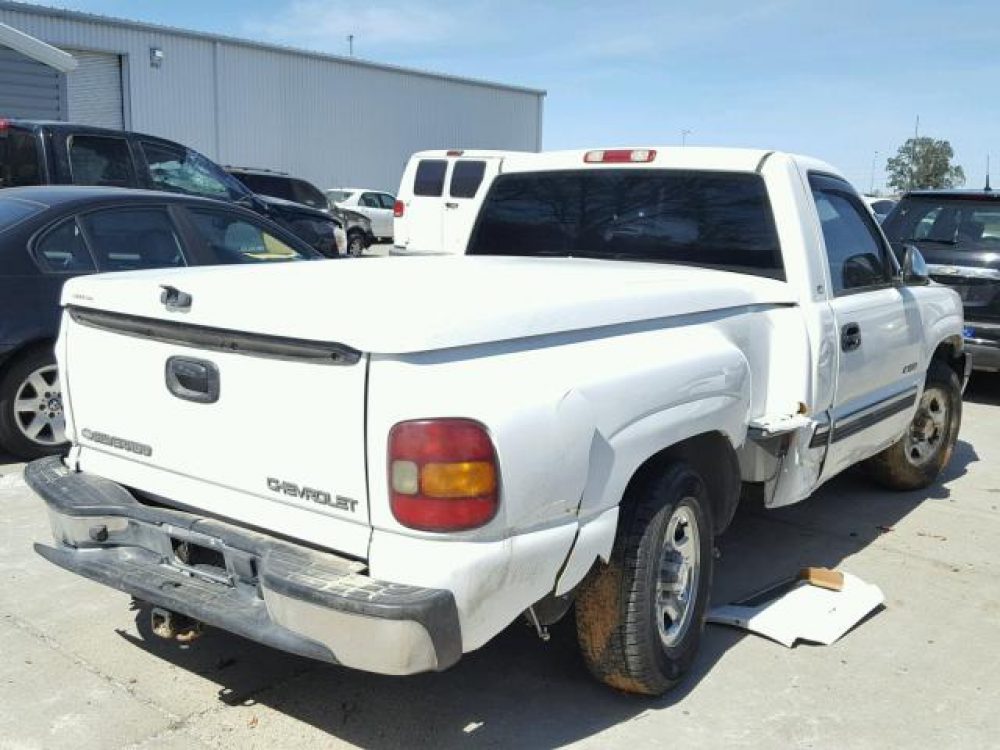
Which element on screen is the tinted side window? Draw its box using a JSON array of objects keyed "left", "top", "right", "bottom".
[
  {"left": 33, "top": 218, "right": 95, "bottom": 273},
  {"left": 80, "top": 208, "right": 186, "bottom": 271},
  {"left": 414, "top": 160, "right": 447, "bottom": 197},
  {"left": 187, "top": 208, "right": 307, "bottom": 264},
  {"left": 810, "top": 175, "right": 891, "bottom": 295},
  {"left": 0, "top": 130, "right": 41, "bottom": 188},
  {"left": 69, "top": 135, "right": 135, "bottom": 187},
  {"left": 469, "top": 169, "right": 784, "bottom": 279},
  {"left": 359, "top": 192, "right": 380, "bottom": 208},
  {"left": 142, "top": 141, "right": 237, "bottom": 200},
  {"left": 378, "top": 193, "right": 396, "bottom": 209},
  {"left": 450, "top": 161, "right": 487, "bottom": 198}
]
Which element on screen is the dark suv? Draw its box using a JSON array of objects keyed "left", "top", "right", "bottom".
[
  {"left": 882, "top": 189, "right": 1000, "bottom": 371},
  {"left": 0, "top": 119, "right": 342, "bottom": 257},
  {"left": 225, "top": 166, "right": 375, "bottom": 255}
]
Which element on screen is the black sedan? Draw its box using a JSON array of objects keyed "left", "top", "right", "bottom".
[{"left": 0, "top": 186, "right": 323, "bottom": 459}]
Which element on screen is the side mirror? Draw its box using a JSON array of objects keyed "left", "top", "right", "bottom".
[{"left": 902, "top": 244, "right": 930, "bottom": 285}]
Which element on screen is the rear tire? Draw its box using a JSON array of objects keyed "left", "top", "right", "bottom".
[
  {"left": 346, "top": 230, "right": 366, "bottom": 257},
  {"left": 0, "top": 346, "right": 68, "bottom": 460},
  {"left": 865, "top": 361, "right": 962, "bottom": 490},
  {"left": 575, "top": 463, "right": 714, "bottom": 695}
]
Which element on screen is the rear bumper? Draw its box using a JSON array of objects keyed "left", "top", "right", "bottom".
[{"left": 25, "top": 456, "right": 462, "bottom": 675}]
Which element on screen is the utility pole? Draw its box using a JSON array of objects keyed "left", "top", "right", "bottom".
[
  {"left": 869, "top": 150, "right": 879, "bottom": 195},
  {"left": 347, "top": 34, "right": 354, "bottom": 56},
  {"left": 680, "top": 129, "right": 692, "bottom": 147}
]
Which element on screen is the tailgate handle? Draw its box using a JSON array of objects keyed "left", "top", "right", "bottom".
[{"left": 165, "top": 357, "right": 220, "bottom": 404}]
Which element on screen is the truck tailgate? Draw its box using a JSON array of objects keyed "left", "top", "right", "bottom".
[{"left": 61, "top": 304, "right": 371, "bottom": 559}]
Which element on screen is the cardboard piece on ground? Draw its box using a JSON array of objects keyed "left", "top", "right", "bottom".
[{"left": 707, "top": 572, "right": 884, "bottom": 647}]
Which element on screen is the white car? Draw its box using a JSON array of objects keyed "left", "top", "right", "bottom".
[
  {"left": 864, "top": 196, "right": 897, "bottom": 223},
  {"left": 327, "top": 188, "right": 396, "bottom": 243},
  {"left": 30, "top": 146, "right": 967, "bottom": 696}
]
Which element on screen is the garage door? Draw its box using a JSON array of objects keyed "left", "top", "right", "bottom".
[
  {"left": 66, "top": 49, "right": 124, "bottom": 129},
  {"left": 0, "top": 44, "right": 65, "bottom": 119}
]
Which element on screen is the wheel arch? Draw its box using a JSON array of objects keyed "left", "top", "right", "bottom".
[
  {"left": 930, "top": 334, "right": 968, "bottom": 385},
  {"left": 622, "top": 431, "right": 742, "bottom": 536},
  {"left": 0, "top": 338, "right": 56, "bottom": 380}
]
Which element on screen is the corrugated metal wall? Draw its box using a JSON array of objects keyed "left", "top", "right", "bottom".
[
  {"left": 0, "top": 43, "right": 64, "bottom": 119},
  {"left": 0, "top": 4, "right": 543, "bottom": 192}
]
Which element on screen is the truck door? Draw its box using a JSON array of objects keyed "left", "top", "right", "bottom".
[
  {"left": 441, "top": 158, "right": 501, "bottom": 254},
  {"left": 808, "top": 173, "right": 924, "bottom": 481}
]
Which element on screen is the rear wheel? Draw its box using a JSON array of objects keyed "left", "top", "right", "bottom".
[
  {"left": 865, "top": 361, "right": 962, "bottom": 490},
  {"left": 346, "top": 230, "right": 367, "bottom": 257},
  {"left": 0, "top": 347, "right": 68, "bottom": 460},
  {"left": 575, "top": 463, "right": 714, "bottom": 695}
]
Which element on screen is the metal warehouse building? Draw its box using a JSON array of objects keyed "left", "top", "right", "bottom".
[{"left": 0, "top": 1, "right": 544, "bottom": 191}]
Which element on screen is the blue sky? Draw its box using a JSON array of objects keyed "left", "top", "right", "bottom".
[{"left": 25, "top": 0, "right": 1000, "bottom": 193}]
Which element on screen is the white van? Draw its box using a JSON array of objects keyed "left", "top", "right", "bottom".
[{"left": 392, "top": 150, "right": 524, "bottom": 254}]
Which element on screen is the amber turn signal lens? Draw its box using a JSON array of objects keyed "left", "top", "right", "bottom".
[{"left": 421, "top": 461, "right": 496, "bottom": 498}]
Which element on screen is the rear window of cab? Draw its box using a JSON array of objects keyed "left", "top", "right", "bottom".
[{"left": 467, "top": 169, "right": 785, "bottom": 280}]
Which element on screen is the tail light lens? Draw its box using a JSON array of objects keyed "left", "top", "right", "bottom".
[
  {"left": 388, "top": 419, "right": 499, "bottom": 531},
  {"left": 393, "top": 200, "right": 405, "bottom": 218}
]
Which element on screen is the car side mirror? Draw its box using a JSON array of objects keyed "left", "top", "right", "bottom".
[{"left": 902, "top": 244, "right": 930, "bottom": 285}]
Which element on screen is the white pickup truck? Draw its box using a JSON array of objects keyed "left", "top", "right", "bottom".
[{"left": 28, "top": 147, "right": 969, "bottom": 696}]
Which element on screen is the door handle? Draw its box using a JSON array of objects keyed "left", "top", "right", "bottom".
[
  {"left": 841, "top": 323, "right": 862, "bottom": 352},
  {"left": 445, "top": 202, "right": 459, "bottom": 209}
]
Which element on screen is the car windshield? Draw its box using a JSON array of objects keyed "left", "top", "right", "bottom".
[
  {"left": 467, "top": 169, "right": 785, "bottom": 279},
  {"left": 0, "top": 197, "right": 44, "bottom": 232},
  {"left": 882, "top": 197, "right": 1000, "bottom": 252}
]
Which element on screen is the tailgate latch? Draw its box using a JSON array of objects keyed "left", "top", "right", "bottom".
[{"left": 160, "top": 285, "right": 192, "bottom": 312}]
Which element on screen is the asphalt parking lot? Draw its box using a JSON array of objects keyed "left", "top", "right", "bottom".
[{"left": 2, "top": 377, "right": 998, "bottom": 750}]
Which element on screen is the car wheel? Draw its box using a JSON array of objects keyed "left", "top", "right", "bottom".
[
  {"left": 0, "top": 347, "right": 69, "bottom": 460},
  {"left": 347, "top": 231, "right": 366, "bottom": 257},
  {"left": 865, "top": 361, "right": 962, "bottom": 490},
  {"left": 575, "top": 462, "right": 714, "bottom": 695}
]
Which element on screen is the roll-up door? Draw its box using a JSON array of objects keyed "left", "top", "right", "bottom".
[
  {"left": 0, "top": 44, "right": 64, "bottom": 120},
  {"left": 66, "top": 49, "right": 124, "bottom": 129}
]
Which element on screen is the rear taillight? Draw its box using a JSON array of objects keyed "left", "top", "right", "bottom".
[
  {"left": 393, "top": 199, "right": 405, "bottom": 218},
  {"left": 584, "top": 149, "right": 656, "bottom": 164},
  {"left": 388, "top": 419, "right": 499, "bottom": 532},
  {"left": 0, "top": 118, "right": 9, "bottom": 131}
]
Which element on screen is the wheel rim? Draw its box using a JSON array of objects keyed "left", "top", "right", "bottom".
[
  {"left": 348, "top": 237, "right": 363, "bottom": 256},
  {"left": 656, "top": 503, "right": 701, "bottom": 648},
  {"left": 13, "top": 364, "right": 66, "bottom": 446},
  {"left": 904, "top": 386, "right": 949, "bottom": 467}
]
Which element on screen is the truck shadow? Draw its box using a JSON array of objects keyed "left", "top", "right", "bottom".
[
  {"left": 963, "top": 372, "right": 1000, "bottom": 406},
  {"left": 117, "top": 441, "right": 978, "bottom": 748}
]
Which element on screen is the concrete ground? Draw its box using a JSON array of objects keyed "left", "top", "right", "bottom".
[{"left": 1, "top": 377, "right": 998, "bottom": 750}]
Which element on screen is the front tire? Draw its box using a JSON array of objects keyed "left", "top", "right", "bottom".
[
  {"left": 0, "top": 347, "right": 68, "bottom": 460},
  {"left": 575, "top": 463, "right": 714, "bottom": 695},
  {"left": 865, "top": 361, "right": 962, "bottom": 490}
]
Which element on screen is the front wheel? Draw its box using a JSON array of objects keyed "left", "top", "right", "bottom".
[
  {"left": 575, "top": 463, "right": 714, "bottom": 695},
  {"left": 865, "top": 361, "right": 962, "bottom": 490}
]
